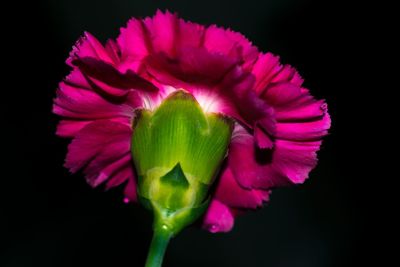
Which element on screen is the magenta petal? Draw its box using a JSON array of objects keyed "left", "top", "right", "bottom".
[
  {"left": 73, "top": 57, "right": 158, "bottom": 97},
  {"left": 264, "top": 83, "right": 327, "bottom": 122},
  {"left": 64, "top": 69, "right": 91, "bottom": 89},
  {"left": 254, "top": 125, "right": 274, "bottom": 149},
  {"left": 270, "top": 139, "right": 323, "bottom": 183},
  {"left": 123, "top": 176, "right": 138, "bottom": 202},
  {"left": 252, "top": 53, "right": 282, "bottom": 94},
  {"left": 203, "top": 200, "right": 234, "bottom": 233},
  {"left": 53, "top": 82, "right": 135, "bottom": 120},
  {"left": 228, "top": 130, "right": 278, "bottom": 189},
  {"left": 252, "top": 53, "right": 305, "bottom": 96},
  {"left": 204, "top": 25, "right": 258, "bottom": 70},
  {"left": 65, "top": 120, "right": 132, "bottom": 174},
  {"left": 117, "top": 17, "right": 150, "bottom": 63},
  {"left": 98, "top": 163, "right": 137, "bottom": 203},
  {"left": 218, "top": 69, "right": 276, "bottom": 139},
  {"left": 237, "top": 93, "right": 276, "bottom": 147},
  {"left": 105, "top": 165, "right": 135, "bottom": 190},
  {"left": 143, "top": 10, "right": 179, "bottom": 56},
  {"left": 86, "top": 153, "right": 131, "bottom": 187},
  {"left": 262, "top": 82, "right": 306, "bottom": 107},
  {"left": 222, "top": 29, "right": 259, "bottom": 70},
  {"left": 275, "top": 112, "right": 331, "bottom": 141},
  {"left": 271, "top": 64, "right": 304, "bottom": 86},
  {"left": 67, "top": 32, "right": 114, "bottom": 66},
  {"left": 145, "top": 47, "right": 238, "bottom": 87},
  {"left": 229, "top": 129, "right": 326, "bottom": 189},
  {"left": 262, "top": 83, "right": 331, "bottom": 141},
  {"left": 215, "top": 168, "right": 268, "bottom": 209},
  {"left": 56, "top": 120, "right": 93, "bottom": 137},
  {"left": 53, "top": 82, "right": 138, "bottom": 138},
  {"left": 82, "top": 137, "right": 131, "bottom": 186},
  {"left": 204, "top": 25, "right": 239, "bottom": 58},
  {"left": 177, "top": 18, "right": 205, "bottom": 48},
  {"left": 105, "top": 39, "right": 121, "bottom": 64},
  {"left": 275, "top": 98, "right": 326, "bottom": 122}
]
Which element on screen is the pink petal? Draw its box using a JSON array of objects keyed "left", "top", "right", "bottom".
[
  {"left": 252, "top": 53, "right": 282, "bottom": 94},
  {"left": 263, "top": 83, "right": 327, "bottom": 122},
  {"left": 64, "top": 69, "right": 91, "bottom": 89},
  {"left": 144, "top": 47, "right": 238, "bottom": 87},
  {"left": 123, "top": 176, "right": 137, "bottom": 202},
  {"left": 203, "top": 200, "right": 234, "bottom": 233},
  {"left": 204, "top": 25, "right": 238, "bottom": 57},
  {"left": 261, "top": 82, "right": 305, "bottom": 107},
  {"left": 217, "top": 68, "right": 276, "bottom": 138},
  {"left": 261, "top": 82, "right": 331, "bottom": 141},
  {"left": 117, "top": 17, "right": 150, "bottom": 65},
  {"left": 143, "top": 10, "right": 179, "bottom": 57},
  {"left": 85, "top": 153, "right": 131, "bottom": 187},
  {"left": 65, "top": 120, "right": 132, "bottom": 174},
  {"left": 275, "top": 112, "right": 331, "bottom": 141},
  {"left": 117, "top": 11, "right": 256, "bottom": 74},
  {"left": 56, "top": 120, "right": 92, "bottom": 137},
  {"left": 222, "top": 76, "right": 276, "bottom": 147},
  {"left": 222, "top": 29, "right": 259, "bottom": 70},
  {"left": 228, "top": 127, "right": 327, "bottom": 189},
  {"left": 56, "top": 117, "right": 132, "bottom": 138},
  {"left": 204, "top": 25, "right": 258, "bottom": 70},
  {"left": 215, "top": 168, "right": 269, "bottom": 209},
  {"left": 81, "top": 137, "right": 131, "bottom": 184},
  {"left": 254, "top": 125, "right": 274, "bottom": 149},
  {"left": 275, "top": 98, "right": 326, "bottom": 122},
  {"left": 105, "top": 165, "right": 135, "bottom": 190},
  {"left": 67, "top": 32, "right": 114, "bottom": 66},
  {"left": 271, "top": 64, "right": 304, "bottom": 86},
  {"left": 53, "top": 82, "right": 136, "bottom": 120},
  {"left": 100, "top": 163, "right": 137, "bottom": 203},
  {"left": 105, "top": 39, "right": 121, "bottom": 64},
  {"left": 177, "top": 18, "right": 205, "bottom": 48},
  {"left": 54, "top": 82, "right": 139, "bottom": 138},
  {"left": 270, "top": 139, "right": 324, "bottom": 184},
  {"left": 252, "top": 53, "right": 306, "bottom": 96},
  {"left": 72, "top": 57, "right": 158, "bottom": 97}
]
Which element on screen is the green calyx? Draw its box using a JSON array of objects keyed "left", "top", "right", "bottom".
[{"left": 131, "top": 90, "right": 233, "bottom": 235}]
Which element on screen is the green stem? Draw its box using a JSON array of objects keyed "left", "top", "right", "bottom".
[{"left": 145, "top": 226, "right": 173, "bottom": 267}]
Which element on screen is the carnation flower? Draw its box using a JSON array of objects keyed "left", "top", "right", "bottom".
[{"left": 53, "top": 10, "right": 330, "bottom": 266}]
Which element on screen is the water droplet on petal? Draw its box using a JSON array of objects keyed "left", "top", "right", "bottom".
[
  {"left": 123, "top": 197, "right": 130, "bottom": 204},
  {"left": 209, "top": 224, "right": 218, "bottom": 233}
]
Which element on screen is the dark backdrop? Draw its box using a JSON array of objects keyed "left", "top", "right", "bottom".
[{"left": 2, "top": 0, "right": 376, "bottom": 266}]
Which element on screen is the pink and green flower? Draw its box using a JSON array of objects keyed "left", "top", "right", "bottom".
[{"left": 53, "top": 10, "right": 330, "bottom": 267}]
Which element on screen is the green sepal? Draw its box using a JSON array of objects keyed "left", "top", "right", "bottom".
[
  {"left": 159, "top": 163, "right": 189, "bottom": 189},
  {"left": 131, "top": 90, "right": 233, "bottom": 236},
  {"left": 152, "top": 198, "right": 211, "bottom": 236},
  {"left": 132, "top": 90, "right": 234, "bottom": 186},
  {"left": 157, "top": 163, "right": 190, "bottom": 210}
]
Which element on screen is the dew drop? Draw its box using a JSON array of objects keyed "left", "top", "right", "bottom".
[
  {"left": 123, "top": 197, "right": 130, "bottom": 204},
  {"left": 209, "top": 225, "right": 218, "bottom": 233}
]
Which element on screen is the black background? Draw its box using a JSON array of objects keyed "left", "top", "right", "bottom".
[{"left": 2, "top": 0, "right": 381, "bottom": 266}]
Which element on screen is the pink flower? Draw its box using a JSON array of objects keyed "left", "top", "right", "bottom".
[{"left": 53, "top": 10, "right": 330, "bottom": 233}]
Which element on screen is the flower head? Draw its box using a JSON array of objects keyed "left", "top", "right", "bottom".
[{"left": 54, "top": 10, "right": 330, "bottom": 233}]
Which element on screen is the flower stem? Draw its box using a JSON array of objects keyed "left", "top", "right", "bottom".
[{"left": 145, "top": 226, "right": 173, "bottom": 267}]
